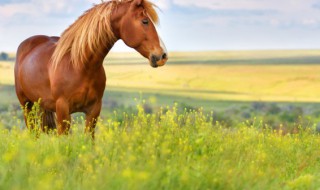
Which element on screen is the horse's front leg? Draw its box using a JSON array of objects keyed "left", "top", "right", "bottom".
[
  {"left": 56, "top": 98, "right": 71, "bottom": 135},
  {"left": 85, "top": 101, "right": 102, "bottom": 139}
]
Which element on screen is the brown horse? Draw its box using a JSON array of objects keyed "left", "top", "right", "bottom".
[{"left": 14, "top": 0, "right": 168, "bottom": 136}]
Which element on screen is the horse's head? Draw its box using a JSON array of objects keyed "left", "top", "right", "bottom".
[{"left": 117, "top": 0, "right": 168, "bottom": 68}]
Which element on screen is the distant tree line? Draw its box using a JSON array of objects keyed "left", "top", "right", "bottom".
[{"left": 0, "top": 52, "right": 14, "bottom": 61}]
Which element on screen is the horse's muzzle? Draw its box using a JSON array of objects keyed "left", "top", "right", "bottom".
[{"left": 150, "top": 53, "right": 168, "bottom": 68}]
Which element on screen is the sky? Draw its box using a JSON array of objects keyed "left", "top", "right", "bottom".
[{"left": 0, "top": 0, "right": 320, "bottom": 52}]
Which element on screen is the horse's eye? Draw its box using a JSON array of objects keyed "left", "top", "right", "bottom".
[{"left": 142, "top": 19, "right": 149, "bottom": 25}]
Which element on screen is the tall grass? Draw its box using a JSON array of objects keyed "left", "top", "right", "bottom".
[{"left": 0, "top": 104, "right": 320, "bottom": 189}]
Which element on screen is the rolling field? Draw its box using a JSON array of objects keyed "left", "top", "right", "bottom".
[
  {"left": 105, "top": 50, "right": 320, "bottom": 103},
  {"left": 1, "top": 50, "right": 320, "bottom": 189},
  {"left": 2, "top": 50, "right": 320, "bottom": 109}
]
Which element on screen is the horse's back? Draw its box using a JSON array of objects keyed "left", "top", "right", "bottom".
[{"left": 16, "top": 35, "right": 58, "bottom": 64}]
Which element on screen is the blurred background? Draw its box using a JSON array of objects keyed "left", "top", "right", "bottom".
[{"left": 1, "top": 0, "right": 320, "bottom": 131}]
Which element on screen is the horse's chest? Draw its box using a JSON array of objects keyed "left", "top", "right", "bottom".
[
  {"left": 71, "top": 83, "right": 105, "bottom": 113},
  {"left": 71, "top": 88, "right": 102, "bottom": 112}
]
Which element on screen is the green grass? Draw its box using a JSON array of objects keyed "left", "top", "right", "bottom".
[{"left": 1, "top": 105, "right": 320, "bottom": 190}]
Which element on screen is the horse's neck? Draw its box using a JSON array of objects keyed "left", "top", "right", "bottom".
[
  {"left": 82, "top": 6, "right": 124, "bottom": 71},
  {"left": 85, "top": 40, "right": 117, "bottom": 72}
]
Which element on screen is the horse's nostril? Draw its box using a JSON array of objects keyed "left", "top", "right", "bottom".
[{"left": 162, "top": 53, "right": 167, "bottom": 60}]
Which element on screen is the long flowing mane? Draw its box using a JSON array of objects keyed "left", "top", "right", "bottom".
[{"left": 51, "top": 0, "right": 159, "bottom": 70}]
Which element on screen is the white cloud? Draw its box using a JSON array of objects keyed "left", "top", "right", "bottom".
[
  {"left": 0, "top": 3, "right": 36, "bottom": 18},
  {"left": 149, "top": 0, "right": 320, "bottom": 28},
  {"left": 0, "top": 0, "right": 90, "bottom": 19},
  {"left": 31, "top": 0, "right": 74, "bottom": 14},
  {"left": 173, "top": 0, "right": 320, "bottom": 28},
  {"left": 0, "top": 0, "right": 170, "bottom": 19},
  {"left": 172, "top": 0, "right": 314, "bottom": 12}
]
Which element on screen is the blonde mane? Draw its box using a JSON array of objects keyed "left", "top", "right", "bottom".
[{"left": 51, "top": 0, "right": 159, "bottom": 70}]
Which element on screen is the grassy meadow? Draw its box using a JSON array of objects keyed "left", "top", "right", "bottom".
[{"left": 1, "top": 50, "right": 320, "bottom": 189}]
